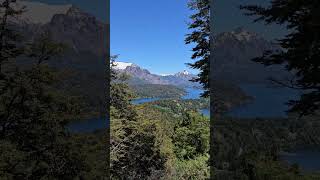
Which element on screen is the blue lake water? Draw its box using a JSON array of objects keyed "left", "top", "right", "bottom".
[
  {"left": 131, "top": 87, "right": 204, "bottom": 104},
  {"left": 183, "top": 88, "right": 210, "bottom": 117},
  {"left": 131, "top": 97, "right": 160, "bottom": 105},
  {"left": 228, "top": 84, "right": 320, "bottom": 171},
  {"left": 280, "top": 150, "right": 320, "bottom": 171},
  {"left": 69, "top": 85, "right": 299, "bottom": 133},
  {"left": 68, "top": 117, "right": 108, "bottom": 133},
  {"left": 182, "top": 87, "right": 204, "bottom": 99},
  {"left": 68, "top": 85, "right": 320, "bottom": 171},
  {"left": 68, "top": 85, "right": 301, "bottom": 132},
  {"left": 182, "top": 84, "right": 300, "bottom": 119},
  {"left": 181, "top": 84, "right": 299, "bottom": 118},
  {"left": 69, "top": 88, "right": 208, "bottom": 132},
  {"left": 228, "top": 84, "right": 301, "bottom": 118}
]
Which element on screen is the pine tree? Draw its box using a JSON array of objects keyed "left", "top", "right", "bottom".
[
  {"left": 186, "top": 0, "right": 210, "bottom": 97},
  {"left": 241, "top": 0, "right": 320, "bottom": 116}
]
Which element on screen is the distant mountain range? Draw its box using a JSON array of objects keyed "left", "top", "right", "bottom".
[
  {"left": 10, "top": 1, "right": 290, "bottom": 91},
  {"left": 213, "top": 27, "right": 289, "bottom": 84},
  {"left": 10, "top": 1, "right": 108, "bottom": 114},
  {"left": 11, "top": 1, "right": 108, "bottom": 58},
  {"left": 113, "top": 61, "right": 199, "bottom": 88},
  {"left": 114, "top": 28, "right": 290, "bottom": 87}
]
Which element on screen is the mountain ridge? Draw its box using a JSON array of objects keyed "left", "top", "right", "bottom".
[
  {"left": 11, "top": 1, "right": 290, "bottom": 90},
  {"left": 10, "top": 1, "right": 108, "bottom": 57},
  {"left": 213, "top": 27, "right": 289, "bottom": 84},
  {"left": 113, "top": 61, "right": 199, "bottom": 87}
]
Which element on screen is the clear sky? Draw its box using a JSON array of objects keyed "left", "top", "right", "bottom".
[
  {"left": 111, "top": 0, "right": 287, "bottom": 74},
  {"left": 111, "top": 0, "right": 196, "bottom": 75}
]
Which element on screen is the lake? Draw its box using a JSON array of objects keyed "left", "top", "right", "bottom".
[
  {"left": 280, "top": 150, "right": 320, "bottom": 172},
  {"left": 130, "top": 88, "right": 210, "bottom": 116},
  {"left": 182, "top": 87, "right": 204, "bottom": 99},
  {"left": 228, "top": 84, "right": 301, "bottom": 118},
  {"left": 182, "top": 87, "right": 210, "bottom": 117},
  {"left": 68, "top": 85, "right": 320, "bottom": 171},
  {"left": 69, "top": 85, "right": 299, "bottom": 133},
  {"left": 69, "top": 88, "right": 209, "bottom": 133},
  {"left": 68, "top": 117, "right": 108, "bottom": 133},
  {"left": 68, "top": 85, "right": 303, "bottom": 132},
  {"left": 131, "top": 87, "right": 204, "bottom": 104},
  {"left": 181, "top": 84, "right": 300, "bottom": 118},
  {"left": 131, "top": 97, "right": 161, "bottom": 105},
  {"left": 182, "top": 84, "right": 300, "bottom": 119},
  {"left": 229, "top": 84, "right": 319, "bottom": 171}
]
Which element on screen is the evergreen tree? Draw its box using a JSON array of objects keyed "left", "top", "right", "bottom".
[
  {"left": 241, "top": 0, "right": 320, "bottom": 116},
  {"left": 186, "top": 0, "right": 210, "bottom": 97}
]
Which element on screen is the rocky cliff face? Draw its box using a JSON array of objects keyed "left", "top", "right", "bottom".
[
  {"left": 10, "top": 1, "right": 108, "bottom": 113},
  {"left": 8, "top": 2, "right": 109, "bottom": 81},
  {"left": 11, "top": 1, "right": 108, "bottom": 57},
  {"left": 45, "top": 6, "right": 107, "bottom": 55},
  {"left": 124, "top": 65, "right": 171, "bottom": 85}
]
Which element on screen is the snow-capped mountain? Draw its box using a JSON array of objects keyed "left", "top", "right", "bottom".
[
  {"left": 113, "top": 61, "right": 171, "bottom": 85},
  {"left": 113, "top": 61, "right": 199, "bottom": 87},
  {"left": 174, "top": 70, "right": 194, "bottom": 78},
  {"left": 113, "top": 62, "right": 135, "bottom": 70},
  {"left": 162, "top": 70, "right": 198, "bottom": 87}
]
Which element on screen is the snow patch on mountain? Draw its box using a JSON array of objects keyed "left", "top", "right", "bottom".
[
  {"left": 159, "top": 73, "right": 173, "bottom": 76},
  {"left": 176, "top": 70, "right": 191, "bottom": 76},
  {"left": 112, "top": 61, "right": 199, "bottom": 87},
  {"left": 113, "top": 61, "right": 134, "bottom": 70}
]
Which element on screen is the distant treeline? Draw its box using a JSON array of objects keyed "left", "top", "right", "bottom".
[{"left": 130, "top": 84, "right": 186, "bottom": 98}]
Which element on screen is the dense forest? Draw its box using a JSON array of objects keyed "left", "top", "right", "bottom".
[
  {"left": 130, "top": 84, "right": 186, "bottom": 99},
  {"left": 212, "top": 115, "right": 320, "bottom": 179},
  {"left": 1, "top": 0, "right": 319, "bottom": 179},
  {"left": 110, "top": 57, "right": 210, "bottom": 179},
  {"left": 188, "top": 0, "right": 320, "bottom": 179},
  {"left": 0, "top": 1, "right": 98, "bottom": 178}
]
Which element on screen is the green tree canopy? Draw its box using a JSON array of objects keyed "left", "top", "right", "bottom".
[{"left": 0, "top": 1, "right": 88, "bottom": 178}]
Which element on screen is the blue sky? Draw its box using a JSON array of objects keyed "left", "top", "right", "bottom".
[
  {"left": 111, "top": 0, "right": 286, "bottom": 75},
  {"left": 36, "top": 0, "right": 287, "bottom": 75},
  {"left": 111, "top": 0, "right": 196, "bottom": 75}
]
